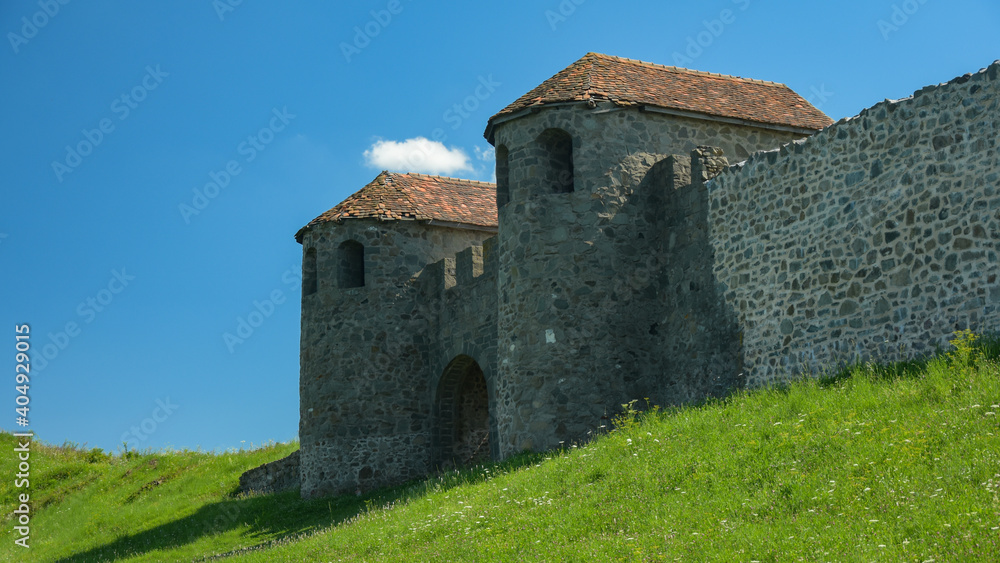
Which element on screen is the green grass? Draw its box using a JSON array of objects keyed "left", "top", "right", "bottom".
[{"left": 3, "top": 332, "right": 1000, "bottom": 562}]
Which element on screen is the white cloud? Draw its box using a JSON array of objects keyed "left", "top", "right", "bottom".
[
  {"left": 363, "top": 137, "right": 472, "bottom": 176},
  {"left": 474, "top": 145, "right": 495, "bottom": 162},
  {"left": 474, "top": 145, "right": 497, "bottom": 182}
]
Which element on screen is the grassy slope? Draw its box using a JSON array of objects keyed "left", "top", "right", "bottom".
[
  {"left": 3, "top": 334, "right": 999, "bottom": 562},
  {"left": 0, "top": 440, "right": 311, "bottom": 562}
]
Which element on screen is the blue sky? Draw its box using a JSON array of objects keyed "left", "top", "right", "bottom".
[{"left": 2, "top": 0, "right": 998, "bottom": 454}]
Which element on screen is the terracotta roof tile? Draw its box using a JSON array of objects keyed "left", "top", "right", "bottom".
[
  {"left": 296, "top": 172, "right": 497, "bottom": 242},
  {"left": 487, "top": 53, "right": 833, "bottom": 137}
]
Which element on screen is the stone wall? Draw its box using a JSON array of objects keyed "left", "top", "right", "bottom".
[
  {"left": 288, "top": 61, "right": 1000, "bottom": 500},
  {"left": 418, "top": 238, "right": 499, "bottom": 465},
  {"left": 238, "top": 450, "right": 300, "bottom": 495},
  {"left": 298, "top": 219, "right": 494, "bottom": 498},
  {"left": 657, "top": 148, "right": 746, "bottom": 400},
  {"left": 491, "top": 104, "right": 810, "bottom": 456},
  {"left": 706, "top": 61, "right": 1000, "bottom": 386}
]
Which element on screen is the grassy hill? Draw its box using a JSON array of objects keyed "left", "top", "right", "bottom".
[{"left": 3, "top": 332, "right": 999, "bottom": 562}]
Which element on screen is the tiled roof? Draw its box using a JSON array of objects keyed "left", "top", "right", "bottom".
[
  {"left": 295, "top": 172, "right": 497, "bottom": 242},
  {"left": 487, "top": 53, "right": 833, "bottom": 137}
]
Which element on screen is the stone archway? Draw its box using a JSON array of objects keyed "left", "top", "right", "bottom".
[{"left": 436, "top": 355, "right": 491, "bottom": 467}]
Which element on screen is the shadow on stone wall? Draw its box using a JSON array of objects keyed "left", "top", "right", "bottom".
[
  {"left": 654, "top": 149, "right": 745, "bottom": 403},
  {"left": 598, "top": 148, "right": 746, "bottom": 410}
]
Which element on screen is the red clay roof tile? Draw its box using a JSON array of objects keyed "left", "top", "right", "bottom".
[
  {"left": 486, "top": 53, "right": 833, "bottom": 137},
  {"left": 295, "top": 172, "right": 497, "bottom": 242}
]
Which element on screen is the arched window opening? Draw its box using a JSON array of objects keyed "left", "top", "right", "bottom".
[
  {"left": 495, "top": 145, "right": 510, "bottom": 208},
  {"left": 338, "top": 240, "right": 365, "bottom": 288},
  {"left": 303, "top": 247, "right": 318, "bottom": 296},
  {"left": 436, "top": 356, "right": 491, "bottom": 467},
  {"left": 537, "top": 128, "right": 574, "bottom": 193}
]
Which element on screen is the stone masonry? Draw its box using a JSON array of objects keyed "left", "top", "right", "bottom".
[
  {"left": 238, "top": 450, "right": 300, "bottom": 495},
  {"left": 707, "top": 62, "right": 1000, "bottom": 384},
  {"left": 245, "top": 53, "right": 1000, "bottom": 498}
]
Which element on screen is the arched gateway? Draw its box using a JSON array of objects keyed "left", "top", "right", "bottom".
[{"left": 435, "top": 355, "right": 491, "bottom": 467}]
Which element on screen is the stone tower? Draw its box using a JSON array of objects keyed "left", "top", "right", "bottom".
[
  {"left": 258, "top": 52, "right": 833, "bottom": 499},
  {"left": 294, "top": 172, "right": 497, "bottom": 498},
  {"left": 483, "top": 53, "right": 830, "bottom": 456}
]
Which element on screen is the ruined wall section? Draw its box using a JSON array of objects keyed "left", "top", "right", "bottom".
[
  {"left": 492, "top": 104, "right": 809, "bottom": 456},
  {"left": 238, "top": 450, "right": 300, "bottom": 495},
  {"left": 707, "top": 61, "right": 1000, "bottom": 386},
  {"left": 298, "top": 219, "right": 492, "bottom": 498}
]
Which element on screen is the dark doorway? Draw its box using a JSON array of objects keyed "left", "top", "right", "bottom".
[{"left": 436, "top": 356, "right": 491, "bottom": 467}]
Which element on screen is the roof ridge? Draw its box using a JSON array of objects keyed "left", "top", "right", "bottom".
[
  {"left": 586, "top": 51, "right": 787, "bottom": 87},
  {"left": 486, "top": 52, "right": 832, "bottom": 139},
  {"left": 582, "top": 53, "right": 596, "bottom": 97},
  {"left": 296, "top": 170, "right": 498, "bottom": 242},
  {"left": 399, "top": 171, "right": 496, "bottom": 186}
]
